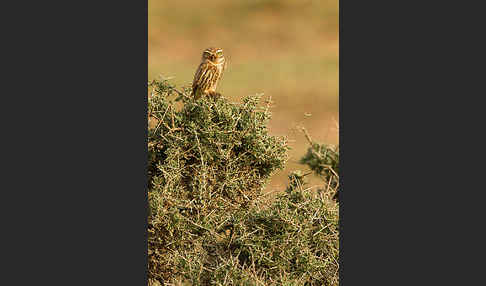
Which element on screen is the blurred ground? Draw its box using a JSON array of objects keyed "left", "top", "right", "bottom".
[{"left": 149, "top": 0, "right": 338, "bottom": 191}]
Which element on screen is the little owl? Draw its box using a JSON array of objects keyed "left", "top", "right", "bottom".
[{"left": 191, "top": 47, "right": 227, "bottom": 99}]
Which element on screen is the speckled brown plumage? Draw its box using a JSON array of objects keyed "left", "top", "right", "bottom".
[{"left": 191, "top": 47, "right": 227, "bottom": 99}]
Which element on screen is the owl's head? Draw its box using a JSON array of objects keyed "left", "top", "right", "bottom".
[{"left": 202, "top": 47, "right": 225, "bottom": 64}]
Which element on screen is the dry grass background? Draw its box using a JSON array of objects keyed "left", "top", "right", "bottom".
[{"left": 148, "top": 0, "right": 338, "bottom": 190}]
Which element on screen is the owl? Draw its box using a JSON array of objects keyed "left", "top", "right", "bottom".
[{"left": 191, "top": 47, "right": 227, "bottom": 99}]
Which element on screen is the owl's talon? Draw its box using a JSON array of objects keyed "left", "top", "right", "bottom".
[{"left": 208, "top": 91, "right": 222, "bottom": 100}]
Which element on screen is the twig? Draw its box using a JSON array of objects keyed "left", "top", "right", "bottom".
[{"left": 301, "top": 127, "right": 313, "bottom": 145}]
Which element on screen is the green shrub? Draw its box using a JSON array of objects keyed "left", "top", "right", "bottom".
[
  {"left": 300, "top": 129, "right": 339, "bottom": 199},
  {"left": 147, "top": 79, "right": 339, "bottom": 285},
  {"left": 222, "top": 171, "right": 339, "bottom": 285},
  {"left": 148, "top": 78, "right": 289, "bottom": 283}
]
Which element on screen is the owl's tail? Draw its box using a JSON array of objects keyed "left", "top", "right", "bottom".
[{"left": 192, "top": 88, "right": 202, "bottom": 100}]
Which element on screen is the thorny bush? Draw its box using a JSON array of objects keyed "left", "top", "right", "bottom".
[{"left": 147, "top": 79, "right": 339, "bottom": 285}]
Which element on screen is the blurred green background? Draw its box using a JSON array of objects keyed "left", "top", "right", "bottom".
[{"left": 149, "top": 0, "right": 339, "bottom": 190}]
